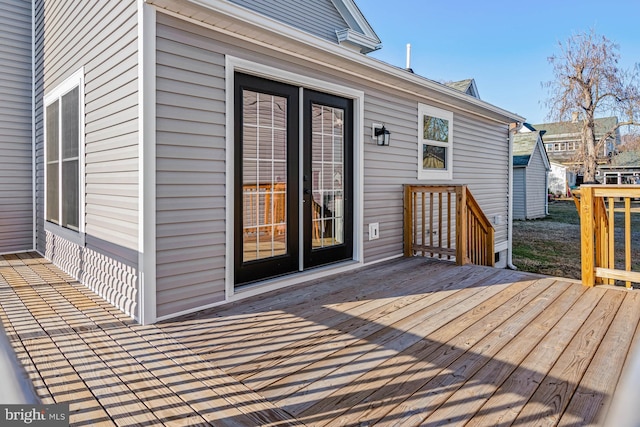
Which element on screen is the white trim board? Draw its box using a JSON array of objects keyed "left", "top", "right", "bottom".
[
  {"left": 224, "top": 55, "right": 365, "bottom": 303},
  {"left": 138, "top": 0, "right": 157, "bottom": 325}
]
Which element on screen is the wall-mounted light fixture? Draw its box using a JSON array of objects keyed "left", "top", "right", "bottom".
[{"left": 372, "top": 123, "right": 391, "bottom": 146}]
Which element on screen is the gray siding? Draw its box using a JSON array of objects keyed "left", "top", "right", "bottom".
[
  {"left": 229, "top": 0, "right": 348, "bottom": 43},
  {"left": 361, "top": 94, "right": 510, "bottom": 263},
  {"left": 34, "top": 0, "right": 139, "bottom": 317},
  {"left": 513, "top": 168, "right": 526, "bottom": 220},
  {"left": 155, "top": 16, "right": 227, "bottom": 318},
  {"left": 525, "top": 145, "right": 548, "bottom": 219},
  {"left": 0, "top": 0, "right": 32, "bottom": 253},
  {"left": 153, "top": 12, "right": 512, "bottom": 317}
]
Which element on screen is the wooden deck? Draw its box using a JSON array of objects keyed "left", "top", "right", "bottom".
[{"left": 2, "top": 253, "right": 640, "bottom": 426}]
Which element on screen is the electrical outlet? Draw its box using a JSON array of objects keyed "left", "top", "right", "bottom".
[{"left": 369, "top": 222, "right": 379, "bottom": 240}]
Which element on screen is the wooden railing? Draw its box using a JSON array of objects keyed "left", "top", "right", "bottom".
[
  {"left": 403, "top": 185, "right": 495, "bottom": 266},
  {"left": 573, "top": 184, "right": 640, "bottom": 288}
]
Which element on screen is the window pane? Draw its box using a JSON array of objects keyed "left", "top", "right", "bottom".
[
  {"left": 311, "top": 104, "right": 344, "bottom": 250},
  {"left": 242, "top": 89, "right": 287, "bottom": 262},
  {"left": 423, "top": 145, "right": 447, "bottom": 170},
  {"left": 46, "top": 163, "right": 59, "bottom": 224},
  {"left": 46, "top": 101, "right": 59, "bottom": 162},
  {"left": 62, "top": 159, "right": 79, "bottom": 230},
  {"left": 423, "top": 115, "right": 449, "bottom": 143},
  {"left": 61, "top": 87, "right": 79, "bottom": 159}
]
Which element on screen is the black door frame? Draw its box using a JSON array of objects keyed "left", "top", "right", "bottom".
[
  {"left": 233, "top": 73, "right": 300, "bottom": 286},
  {"left": 234, "top": 73, "right": 354, "bottom": 286},
  {"left": 302, "top": 89, "right": 354, "bottom": 269}
]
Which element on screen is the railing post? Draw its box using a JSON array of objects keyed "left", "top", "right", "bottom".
[
  {"left": 403, "top": 185, "right": 412, "bottom": 257},
  {"left": 580, "top": 185, "right": 595, "bottom": 287},
  {"left": 456, "top": 186, "right": 468, "bottom": 265}
]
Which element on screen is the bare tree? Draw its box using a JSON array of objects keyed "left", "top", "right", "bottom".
[
  {"left": 545, "top": 30, "right": 640, "bottom": 182},
  {"left": 620, "top": 132, "right": 640, "bottom": 152}
]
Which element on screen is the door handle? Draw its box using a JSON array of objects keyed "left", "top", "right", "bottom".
[{"left": 304, "top": 188, "right": 311, "bottom": 195}]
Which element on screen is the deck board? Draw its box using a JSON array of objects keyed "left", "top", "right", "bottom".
[{"left": 1, "top": 253, "right": 640, "bottom": 426}]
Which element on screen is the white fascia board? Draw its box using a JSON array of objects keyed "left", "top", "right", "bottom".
[
  {"left": 330, "top": 0, "right": 381, "bottom": 45},
  {"left": 180, "top": 0, "right": 525, "bottom": 124},
  {"left": 335, "top": 28, "right": 380, "bottom": 54},
  {"left": 537, "top": 139, "right": 552, "bottom": 170}
]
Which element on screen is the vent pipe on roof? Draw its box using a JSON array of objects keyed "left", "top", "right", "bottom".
[{"left": 406, "top": 43, "right": 414, "bottom": 73}]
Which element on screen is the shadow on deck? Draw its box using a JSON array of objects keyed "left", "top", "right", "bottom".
[{"left": 1, "top": 252, "right": 639, "bottom": 426}]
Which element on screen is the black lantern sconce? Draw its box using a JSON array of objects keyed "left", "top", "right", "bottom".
[{"left": 373, "top": 123, "right": 391, "bottom": 146}]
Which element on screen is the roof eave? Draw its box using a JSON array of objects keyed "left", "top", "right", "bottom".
[{"left": 335, "top": 28, "right": 381, "bottom": 54}]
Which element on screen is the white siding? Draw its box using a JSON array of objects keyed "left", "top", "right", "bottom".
[
  {"left": 229, "top": 0, "right": 348, "bottom": 43},
  {"left": 34, "top": 0, "right": 139, "bottom": 317},
  {"left": 0, "top": 0, "right": 32, "bottom": 253},
  {"left": 155, "top": 15, "right": 227, "bottom": 317}
]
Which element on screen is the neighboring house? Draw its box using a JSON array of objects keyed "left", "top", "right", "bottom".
[
  {"left": 533, "top": 117, "right": 620, "bottom": 167},
  {"left": 0, "top": 0, "right": 523, "bottom": 324},
  {"left": 512, "top": 130, "right": 551, "bottom": 220},
  {"left": 598, "top": 151, "right": 640, "bottom": 184},
  {"left": 445, "top": 79, "right": 480, "bottom": 99}
]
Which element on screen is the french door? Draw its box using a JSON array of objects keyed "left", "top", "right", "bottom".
[{"left": 234, "top": 73, "right": 353, "bottom": 286}]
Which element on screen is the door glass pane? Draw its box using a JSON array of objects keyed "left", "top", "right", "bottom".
[
  {"left": 242, "top": 89, "right": 287, "bottom": 261},
  {"left": 311, "top": 104, "right": 344, "bottom": 249}
]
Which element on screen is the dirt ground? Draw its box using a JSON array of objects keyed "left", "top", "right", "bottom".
[{"left": 512, "top": 199, "right": 640, "bottom": 283}]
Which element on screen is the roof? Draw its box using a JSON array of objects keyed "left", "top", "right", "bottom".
[
  {"left": 610, "top": 151, "right": 640, "bottom": 167},
  {"left": 531, "top": 117, "right": 619, "bottom": 139},
  {"left": 227, "top": 0, "right": 381, "bottom": 53},
  {"left": 445, "top": 79, "right": 480, "bottom": 99},
  {"left": 513, "top": 131, "right": 550, "bottom": 169},
  {"left": 513, "top": 132, "right": 539, "bottom": 166}
]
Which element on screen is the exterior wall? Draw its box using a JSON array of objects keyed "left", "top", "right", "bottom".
[
  {"left": 361, "top": 92, "right": 510, "bottom": 262},
  {"left": 228, "top": 0, "right": 348, "bottom": 43},
  {"left": 525, "top": 145, "right": 548, "bottom": 219},
  {"left": 513, "top": 168, "right": 526, "bottom": 220},
  {"left": 34, "top": 0, "right": 140, "bottom": 317},
  {"left": 0, "top": 0, "right": 33, "bottom": 254},
  {"left": 155, "top": 17, "right": 227, "bottom": 318},
  {"left": 153, "top": 13, "right": 512, "bottom": 318}
]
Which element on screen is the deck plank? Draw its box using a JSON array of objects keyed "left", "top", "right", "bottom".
[
  {"left": 272, "top": 266, "right": 506, "bottom": 412},
  {"left": 371, "top": 277, "right": 571, "bottom": 426},
  {"left": 319, "top": 275, "right": 558, "bottom": 426},
  {"left": 219, "top": 263, "right": 478, "bottom": 382},
  {"left": 514, "top": 289, "right": 626, "bottom": 426},
  {"left": 3, "top": 254, "right": 640, "bottom": 426},
  {"left": 298, "top": 269, "right": 536, "bottom": 425},
  {"left": 422, "top": 280, "right": 589, "bottom": 426},
  {"left": 465, "top": 284, "right": 607, "bottom": 427},
  {"left": 241, "top": 265, "right": 495, "bottom": 392},
  {"left": 559, "top": 291, "right": 640, "bottom": 426}
]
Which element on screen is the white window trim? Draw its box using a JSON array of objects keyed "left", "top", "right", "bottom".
[
  {"left": 224, "top": 56, "right": 365, "bottom": 300},
  {"left": 418, "top": 103, "right": 453, "bottom": 181},
  {"left": 43, "top": 67, "right": 86, "bottom": 246}
]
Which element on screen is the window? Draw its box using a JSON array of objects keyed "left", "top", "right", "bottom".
[
  {"left": 418, "top": 103, "right": 453, "bottom": 180},
  {"left": 44, "top": 69, "right": 84, "bottom": 234}
]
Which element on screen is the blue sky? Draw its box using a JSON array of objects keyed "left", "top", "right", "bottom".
[{"left": 355, "top": 0, "right": 640, "bottom": 124}]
